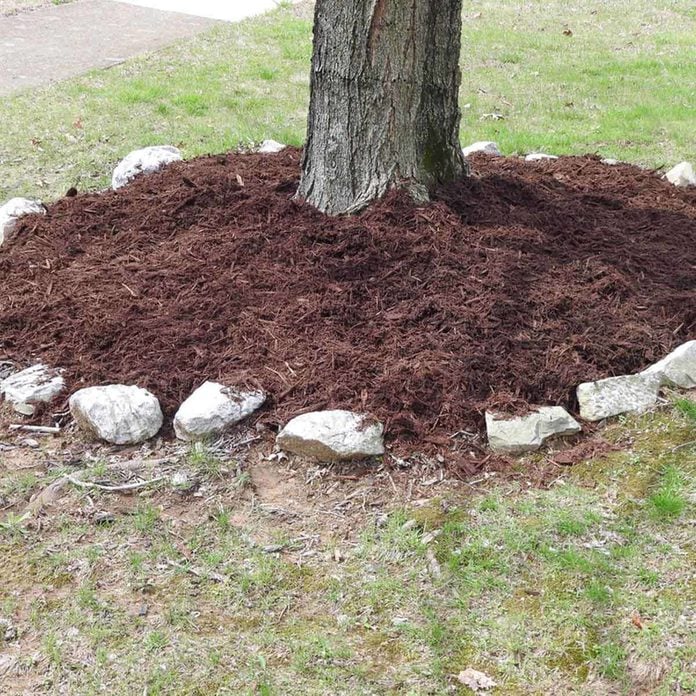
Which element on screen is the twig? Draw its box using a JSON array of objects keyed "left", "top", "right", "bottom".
[
  {"left": 9, "top": 424, "right": 60, "bottom": 434},
  {"left": 65, "top": 474, "right": 165, "bottom": 492},
  {"left": 165, "top": 559, "right": 226, "bottom": 583},
  {"left": 670, "top": 440, "right": 696, "bottom": 452},
  {"left": 22, "top": 458, "right": 173, "bottom": 518}
]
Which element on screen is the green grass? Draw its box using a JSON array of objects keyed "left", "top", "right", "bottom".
[{"left": 1, "top": 0, "right": 695, "bottom": 202}]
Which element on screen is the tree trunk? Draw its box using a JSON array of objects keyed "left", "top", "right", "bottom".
[{"left": 296, "top": 0, "right": 467, "bottom": 216}]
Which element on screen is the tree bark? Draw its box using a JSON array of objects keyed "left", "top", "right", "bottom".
[{"left": 296, "top": 0, "right": 467, "bottom": 216}]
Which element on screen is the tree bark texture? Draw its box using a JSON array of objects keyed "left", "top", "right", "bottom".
[{"left": 296, "top": 0, "right": 467, "bottom": 215}]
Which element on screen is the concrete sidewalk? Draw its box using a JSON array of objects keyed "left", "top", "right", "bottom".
[
  {"left": 117, "top": 0, "right": 286, "bottom": 22},
  {"left": 0, "top": 0, "right": 280, "bottom": 96}
]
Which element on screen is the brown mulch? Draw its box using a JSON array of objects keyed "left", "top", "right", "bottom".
[{"left": 1, "top": 149, "right": 694, "bottom": 448}]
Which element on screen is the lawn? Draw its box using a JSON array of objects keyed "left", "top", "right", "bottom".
[
  {"left": 0, "top": 1, "right": 695, "bottom": 694},
  {"left": 0, "top": 1, "right": 695, "bottom": 202}
]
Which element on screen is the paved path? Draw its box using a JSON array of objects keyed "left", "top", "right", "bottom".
[
  {"left": 117, "top": 0, "right": 286, "bottom": 22},
  {"left": 0, "top": 0, "right": 284, "bottom": 96}
]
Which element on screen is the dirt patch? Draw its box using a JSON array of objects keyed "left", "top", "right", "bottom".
[{"left": 1, "top": 150, "right": 694, "bottom": 450}]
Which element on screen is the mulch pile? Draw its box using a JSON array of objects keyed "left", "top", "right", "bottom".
[{"left": 1, "top": 149, "right": 695, "bottom": 448}]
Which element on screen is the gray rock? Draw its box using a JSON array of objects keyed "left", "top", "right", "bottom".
[
  {"left": 258, "top": 139, "right": 286, "bottom": 154},
  {"left": 0, "top": 364, "right": 65, "bottom": 415},
  {"left": 601, "top": 158, "right": 620, "bottom": 165},
  {"left": 111, "top": 146, "right": 182, "bottom": 189},
  {"left": 486, "top": 407, "right": 581, "bottom": 454},
  {"left": 577, "top": 373, "right": 662, "bottom": 421},
  {"left": 173, "top": 381, "right": 266, "bottom": 441},
  {"left": 462, "top": 141, "right": 501, "bottom": 157},
  {"left": 642, "top": 341, "right": 696, "bottom": 389},
  {"left": 69, "top": 385, "right": 163, "bottom": 445},
  {"left": 0, "top": 197, "right": 45, "bottom": 246},
  {"left": 665, "top": 161, "right": 696, "bottom": 187},
  {"left": 277, "top": 410, "right": 385, "bottom": 461},
  {"left": 525, "top": 153, "right": 558, "bottom": 162}
]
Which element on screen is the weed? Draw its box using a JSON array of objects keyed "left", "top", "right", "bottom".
[
  {"left": 674, "top": 397, "right": 696, "bottom": 422},
  {"left": 648, "top": 465, "right": 687, "bottom": 520},
  {"left": 132, "top": 503, "right": 160, "bottom": 533}
]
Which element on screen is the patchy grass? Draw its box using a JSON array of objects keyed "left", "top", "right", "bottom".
[
  {"left": 1, "top": 0, "right": 696, "bottom": 201},
  {"left": 1, "top": 404, "right": 694, "bottom": 694}
]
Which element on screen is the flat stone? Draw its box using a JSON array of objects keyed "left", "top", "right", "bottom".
[
  {"left": 0, "top": 364, "right": 65, "bottom": 415},
  {"left": 258, "top": 139, "right": 286, "bottom": 153},
  {"left": 173, "top": 381, "right": 266, "bottom": 441},
  {"left": 665, "top": 161, "right": 696, "bottom": 187},
  {"left": 486, "top": 407, "right": 581, "bottom": 454},
  {"left": 642, "top": 341, "right": 696, "bottom": 389},
  {"left": 112, "top": 145, "right": 182, "bottom": 189},
  {"left": 601, "top": 158, "right": 620, "bottom": 165},
  {"left": 462, "top": 141, "right": 501, "bottom": 157},
  {"left": 69, "top": 384, "right": 163, "bottom": 445},
  {"left": 277, "top": 410, "right": 385, "bottom": 461},
  {"left": 577, "top": 373, "right": 662, "bottom": 421},
  {"left": 0, "top": 198, "right": 45, "bottom": 246},
  {"left": 525, "top": 153, "right": 558, "bottom": 162}
]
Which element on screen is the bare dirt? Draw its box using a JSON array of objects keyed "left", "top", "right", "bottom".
[{"left": 1, "top": 149, "right": 694, "bottom": 450}]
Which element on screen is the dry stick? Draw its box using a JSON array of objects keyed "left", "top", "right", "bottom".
[
  {"left": 9, "top": 424, "right": 60, "bottom": 434},
  {"left": 65, "top": 474, "right": 165, "bottom": 492},
  {"left": 165, "top": 559, "right": 226, "bottom": 584},
  {"left": 22, "top": 458, "right": 172, "bottom": 518},
  {"left": 671, "top": 440, "right": 696, "bottom": 452}
]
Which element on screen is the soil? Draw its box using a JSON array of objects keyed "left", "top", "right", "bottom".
[{"left": 1, "top": 149, "right": 694, "bottom": 450}]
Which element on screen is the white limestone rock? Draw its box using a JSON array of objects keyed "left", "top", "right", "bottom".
[
  {"left": 486, "top": 407, "right": 581, "bottom": 454},
  {"left": 0, "top": 364, "right": 65, "bottom": 416},
  {"left": 577, "top": 373, "right": 662, "bottom": 422},
  {"left": 525, "top": 153, "right": 558, "bottom": 162},
  {"left": 665, "top": 161, "right": 696, "bottom": 188},
  {"left": 642, "top": 341, "right": 696, "bottom": 389},
  {"left": 69, "top": 384, "right": 163, "bottom": 445},
  {"left": 0, "top": 198, "right": 45, "bottom": 247},
  {"left": 277, "top": 410, "right": 385, "bottom": 461},
  {"left": 111, "top": 146, "right": 182, "bottom": 189},
  {"left": 462, "top": 141, "right": 501, "bottom": 157},
  {"left": 173, "top": 381, "right": 266, "bottom": 441},
  {"left": 258, "top": 139, "right": 286, "bottom": 154}
]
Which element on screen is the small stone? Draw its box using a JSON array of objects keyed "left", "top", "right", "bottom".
[
  {"left": 276, "top": 409, "right": 385, "bottom": 461},
  {"left": 577, "top": 373, "right": 662, "bottom": 421},
  {"left": 19, "top": 438, "right": 39, "bottom": 448},
  {"left": 485, "top": 407, "right": 581, "bottom": 454},
  {"left": 173, "top": 381, "right": 266, "bottom": 441},
  {"left": 111, "top": 146, "right": 182, "bottom": 189},
  {"left": 93, "top": 511, "right": 116, "bottom": 525},
  {"left": 69, "top": 385, "right": 163, "bottom": 445},
  {"left": 1, "top": 619, "right": 17, "bottom": 642},
  {"left": 258, "top": 139, "right": 286, "bottom": 153},
  {"left": 601, "top": 158, "right": 620, "bottom": 165},
  {"left": 457, "top": 668, "right": 497, "bottom": 691},
  {"left": 664, "top": 161, "right": 696, "bottom": 187},
  {"left": 0, "top": 364, "right": 65, "bottom": 415},
  {"left": 462, "top": 141, "right": 501, "bottom": 157},
  {"left": 642, "top": 341, "right": 696, "bottom": 389},
  {"left": 525, "top": 153, "right": 558, "bottom": 162},
  {"left": 171, "top": 469, "right": 199, "bottom": 494},
  {"left": 0, "top": 197, "right": 45, "bottom": 246}
]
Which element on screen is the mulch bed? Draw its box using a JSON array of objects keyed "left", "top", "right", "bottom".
[{"left": 1, "top": 149, "right": 695, "bottom": 449}]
